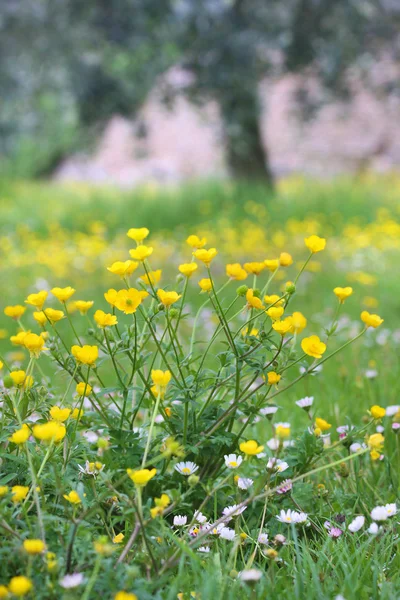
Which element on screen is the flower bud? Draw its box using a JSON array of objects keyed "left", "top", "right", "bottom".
[
  {"left": 157, "top": 303, "right": 165, "bottom": 312},
  {"left": 188, "top": 474, "right": 200, "bottom": 486},
  {"left": 285, "top": 282, "right": 296, "bottom": 294},
  {"left": 265, "top": 548, "right": 278, "bottom": 560},
  {"left": 3, "top": 375, "right": 14, "bottom": 389},
  {"left": 236, "top": 285, "right": 248, "bottom": 297},
  {"left": 169, "top": 308, "right": 179, "bottom": 319}
]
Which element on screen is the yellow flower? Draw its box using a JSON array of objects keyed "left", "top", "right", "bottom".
[
  {"left": 150, "top": 506, "right": 164, "bottom": 519},
  {"left": 157, "top": 289, "right": 182, "bottom": 307},
  {"left": 198, "top": 278, "right": 212, "bottom": 292},
  {"left": 51, "top": 286, "right": 76, "bottom": 303},
  {"left": 267, "top": 371, "right": 281, "bottom": 385},
  {"left": 179, "top": 263, "right": 198, "bottom": 277},
  {"left": 291, "top": 311, "right": 307, "bottom": 334},
  {"left": 63, "top": 490, "right": 82, "bottom": 504},
  {"left": 107, "top": 260, "right": 139, "bottom": 277},
  {"left": 370, "top": 449, "right": 381, "bottom": 461},
  {"left": 10, "top": 370, "right": 33, "bottom": 388},
  {"left": 33, "top": 421, "right": 66, "bottom": 443},
  {"left": 140, "top": 269, "right": 162, "bottom": 286},
  {"left": 272, "top": 317, "right": 293, "bottom": 336},
  {"left": 129, "top": 245, "right": 153, "bottom": 261},
  {"left": 193, "top": 248, "right": 218, "bottom": 266},
  {"left": 361, "top": 311, "right": 384, "bottom": 328},
  {"left": 333, "top": 287, "right": 353, "bottom": 303},
  {"left": 246, "top": 289, "right": 264, "bottom": 310},
  {"left": 243, "top": 262, "right": 265, "bottom": 275},
  {"left": 23, "top": 539, "right": 45, "bottom": 555},
  {"left": 9, "top": 424, "right": 30, "bottom": 445},
  {"left": 186, "top": 234, "right": 206, "bottom": 248},
  {"left": 275, "top": 424, "right": 291, "bottom": 438},
  {"left": 4, "top": 305, "right": 26, "bottom": 320},
  {"left": 315, "top": 417, "right": 331, "bottom": 431},
  {"left": 264, "top": 294, "right": 284, "bottom": 307},
  {"left": 368, "top": 433, "right": 384, "bottom": 451},
  {"left": 127, "top": 468, "right": 157, "bottom": 486},
  {"left": 71, "top": 408, "right": 84, "bottom": 420},
  {"left": 10, "top": 331, "right": 29, "bottom": 346},
  {"left": 104, "top": 289, "right": 118, "bottom": 307},
  {"left": 33, "top": 311, "right": 47, "bottom": 326},
  {"left": 127, "top": 227, "right": 150, "bottom": 242},
  {"left": 114, "top": 592, "right": 138, "bottom": 600},
  {"left": 8, "top": 576, "right": 33, "bottom": 596},
  {"left": 43, "top": 307, "right": 65, "bottom": 323},
  {"left": 0, "top": 486, "right": 9, "bottom": 497},
  {"left": 11, "top": 485, "right": 29, "bottom": 503},
  {"left": 151, "top": 370, "right": 171, "bottom": 396},
  {"left": 226, "top": 263, "right": 247, "bottom": 281},
  {"left": 22, "top": 333, "right": 47, "bottom": 357},
  {"left": 50, "top": 406, "right": 71, "bottom": 422},
  {"left": 304, "top": 235, "right": 326, "bottom": 253},
  {"left": 370, "top": 405, "right": 386, "bottom": 419},
  {"left": 242, "top": 327, "right": 259, "bottom": 337},
  {"left": 71, "top": 344, "right": 99, "bottom": 365},
  {"left": 0, "top": 585, "right": 8, "bottom": 598},
  {"left": 266, "top": 306, "right": 284, "bottom": 321},
  {"left": 239, "top": 440, "right": 264, "bottom": 455},
  {"left": 94, "top": 309, "right": 118, "bottom": 328},
  {"left": 264, "top": 259, "right": 279, "bottom": 272},
  {"left": 76, "top": 382, "right": 92, "bottom": 396},
  {"left": 113, "top": 533, "right": 125, "bottom": 544},
  {"left": 114, "top": 288, "right": 148, "bottom": 314},
  {"left": 25, "top": 290, "right": 48, "bottom": 310},
  {"left": 74, "top": 300, "right": 94, "bottom": 315},
  {"left": 301, "top": 335, "right": 326, "bottom": 359},
  {"left": 279, "top": 252, "right": 293, "bottom": 267},
  {"left": 154, "top": 493, "right": 170, "bottom": 508}
]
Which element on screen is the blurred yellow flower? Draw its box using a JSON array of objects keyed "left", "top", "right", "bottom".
[
  {"left": 198, "top": 278, "right": 212, "bottom": 292},
  {"left": 304, "top": 235, "right": 326, "bottom": 253},
  {"left": 94, "top": 309, "right": 118, "bottom": 328},
  {"left": 127, "top": 227, "right": 150, "bottom": 242},
  {"left": 33, "top": 421, "right": 66, "bottom": 443},
  {"left": 226, "top": 263, "right": 247, "bottom": 280},
  {"left": 50, "top": 406, "right": 71, "bottom": 422},
  {"left": 361, "top": 311, "right": 383, "bottom": 328},
  {"left": 23, "top": 539, "right": 45, "bottom": 555},
  {"left": 244, "top": 262, "right": 265, "bottom": 275},
  {"left": 127, "top": 468, "right": 157, "bottom": 486},
  {"left": 179, "top": 263, "right": 198, "bottom": 277},
  {"left": 140, "top": 269, "right": 162, "bottom": 286},
  {"left": 71, "top": 344, "right": 99, "bottom": 365},
  {"left": 370, "top": 405, "right": 386, "bottom": 419},
  {"left": 186, "top": 234, "right": 206, "bottom": 248},
  {"left": 63, "top": 490, "right": 82, "bottom": 504},
  {"left": 44, "top": 307, "right": 65, "bottom": 323},
  {"left": 129, "top": 245, "right": 153, "bottom": 261},
  {"left": 107, "top": 260, "right": 139, "bottom": 277},
  {"left": 76, "top": 382, "right": 92, "bottom": 396},
  {"left": 25, "top": 290, "right": 48, "bottom": 310},
  {"left": 157, "top": 289, "right": 181, "bottom": 307},
  {"left": 239, "top": 440, "right": 264, "bottom": 455},
  {"left": 301, "top": 335, "right": 326, "bottom": 358},
  {"left": 9, "top": 424, "right": 30, "bottom": 445},
  {"left": 51, "top": 286, "right": 76, "bottom": 303},
  {"left": 246, "top": 289, "right": 264, "bottom": 310},
  {"left": 4, "top": 305, "right": 26, "bottom": 320},
  {"left": 193, "top": 248, "right": 218, "bottom": 266},
  {"left": 333, "top": 286, "right": 353, "bottom": 303}
]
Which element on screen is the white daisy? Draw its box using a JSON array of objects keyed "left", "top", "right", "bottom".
[
  {"left": 368, "top": 522, "right": 379, "bottom": 534},
  {"left": 198, "top": 546, "right": 210, "bottom": 553},
  {"left": 266, "top": 438, "right": 280, "bottom": 451},
  {"left": 237, "top": 477, "right": 253, "bottom": 490},
  {"left": 295, "top": 396, "right": 314, "bottom": 410},
  {"left": 224, "top": 453, "right": 243, "bottom": 469},
  {"left": 370, "top": 506, "right": 388, "bottom": 521},
  {"left": 276, "top": 509, "right": 297, "bottom": 524},
  {"left": 173, "top": 515, "right": 187, "bottom": 526},
  {"left": 386, "top": 405, "right": 400, "bottom": 417},
  {"left": 222, "top": 504, "right": 247, "bottom": 519},
  {"left": 59, "top": 573, "right": 85, "bottom": 589},
  {"left": 348, "top": 516, "right": 365, "bottom": 533},
  {"left": 174, "top": 461, "right": 199, "bottom": 476},
  {"left": 219, "top": 527, "right": 236, "bottom": 541},
  {"left": 258, "top": 533, "right": 269, "bottom": 545},
  {"left": 260, "top": 406, "right": 279, "bottom": 416},
  {"left": 239, "top": 569, "right": 263, "bottom": 582},
  {"left": 193, "top": 510, "right": 207, "bottom": 524},
  {"left": 385, "top": 503, "right": 397, "bottom": 517}
]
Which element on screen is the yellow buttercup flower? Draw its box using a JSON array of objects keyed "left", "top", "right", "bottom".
[
  {"left": 154, "top": 493, "right": 170, "bottom": 508},
  {"left": 74, "top": 300, "right": 94, "bottom": 315},
  {"left": 267, "top": 371, "right": 281, "bottom": 385},
  {"left": 8, "top": 576, "right": 33, "bottom": 596},
  {"left": 304, "top": 235, "right": 326, "bottom": 253},
  {"left": 0, "top": 486, "right": 9, "bottom": 497},
  {"left": 51, "top": 286, "right": 76, "bottom": 303},
  {"left": 179, "top": 263, "right": 198, "bottom": 277},
  {"left": 71, "top": 344, "right": 98, "bottom": 366},
  {"left": 239, "top": 440, "right": 264, "bottom": 455},
  {"left": 107, "top": 260, "right": 139, "bottom": 277},
  {"left": 198, "top": 278, "right": 212, "bottom": 292},
  {"left": 50, "top": 406, "right": 71, "bottom": 422},
  {"left": 76, "top": 382, "right": 92, "bottom": 396},
  {"left": 151, "top": 370, "right": 171, "bottom": 396},
  {"left": 275, "top": 424, "right": 291, "bottom": 438},
  {"left": 272, "top": 317, "right": 293, "bottom": 336},
  {"left": 264, "top": 294, "right": 284, "bottom": 307},
  {"left": 63, "top": 490, "right": 82, "bottom": 504},
  {"left": 129, "top": 245, "right": 153, "bottom": 261},
  {"left": 43, "top": 307, "right": 65, "bottom": 323},
  {"left": 226, "top": 263, "right": 247, "bottom": 281},
  {"left": 114, "top": 592, "right": 138, "bottom": 600},
  {"left": 301, "top": 335, "right": 326, "bottom": 359},
  {"left": 157, "top": 289, "right": 182, "bottom": 307},
  {"left": 33, "top": 421, "right": 66, "bottom": 443},
  {"left": 104, "top": 289, "right": 118, "bottom": 307},
  {"left": 10, "top": 331, "right": 29, "bottom": 346},
  {"left": 9, "top": 424, "right": 30, "bottom": 445},
  {"left": 244, "top": 262, "right": 265, "bottom": 275},
  {"left": 25, "top": 290, "right": 48, "bottom": 310},
  {"left": 23, "top": 539, "right": 46, "bottom": 555},
  {"left": 186, "top": 234, "right": 206, "bottom": 248},
  {"left": 114, "top": 288, "right": 148, "bottom": 314},
  {"left": 361, "top": 311, "right": 384, "bottom": 328},
  {"left": 370, "top": 405, "right": 386, "bottom": 419},
  {"left": 367, "top": 433, "right": 384, "bottom": 452},
  {"left": 4, "top": 305, "right": 26, "bottom": 320},
  {"left": 10, "top": 370, "right": 33, "bottom": 388},
  {"left": 127, "top": 468, "right": 157, "bottom": 486},
  {"left": 0, "top": 585, "right": 7, "bottom": 598},
  {"left": 94, "top": 309, "right": 118, "bottom": 328},
  {"left": 113, "top": 533, "right": 125, "bottom": 544},
  {"left": 242, "top": 327, "right": 259, "bottom": 337},
  {"left": 291, "top": 311, "right": 307, "bottom": 334},
  {"left": 279, "top": 252, "right": 293, "bottom": 267},
  {"left": 264, "top": 259, "right": 279, "bottom": 272},
  {"left": 22, "top": 333, "right": 47, "bottom": 357},
  {"left": 193, "top": 248, "right": 218, "bottom": 266},
  {"left": 140, "top": 269, "right": 162, "bottom": 286},
  {"left": 315, "top": 417, "right": 331, "bottom": 431},
  {"left": 334, "top": 287, "right": 353, "bottom": 303},
  {"left": 127, "top": 227, "right": 150, "bottom": 242},
  {"left": 266, "top": 306, "right": 284, "bottom": 321},
  {"left": 246, "top": 289, "right": 264, "bottom": 310},
  {"left": 33, "top": 311, "right": 47, "bottom": 326},
  {"left": 11, "top": 485, "right": 29, "bottom": 503}
]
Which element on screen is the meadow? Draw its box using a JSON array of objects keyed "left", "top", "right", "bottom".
[{"left": 0, "top": 174, "right": 399, "bottom": 599}]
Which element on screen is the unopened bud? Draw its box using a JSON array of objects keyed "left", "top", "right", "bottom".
[
  {"left": 188, "top": 474, "right": 200, "bottom": 486},
  {"left": 236, "top": 285, "right": 248, "bottom": 297}
]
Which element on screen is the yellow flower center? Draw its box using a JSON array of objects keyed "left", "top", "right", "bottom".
[{"left": 182, "top": 467, "right": 191, "bottom": 474}]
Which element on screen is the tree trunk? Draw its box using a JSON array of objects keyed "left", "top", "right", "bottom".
[{"left": 220, "top": 86, "right": 274, "bottom": 188}]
